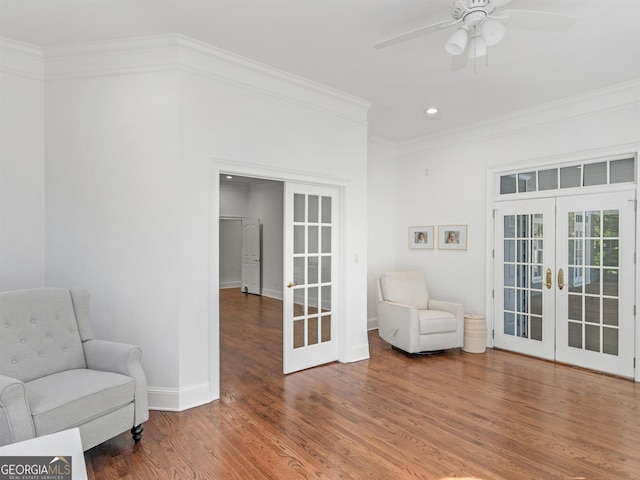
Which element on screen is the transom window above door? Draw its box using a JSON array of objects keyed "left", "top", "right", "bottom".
[{"left": 500, "top": 157, "right": 635, "bottom": 195}]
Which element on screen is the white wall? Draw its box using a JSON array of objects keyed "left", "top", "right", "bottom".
[
  {"left": 37, "top": 34, "right": 371, "bottom": 410},
  {"left": 0, "top": 40, "right": 45, "bottom": 290},
  {"left": 366, "top": 138, "right": 398, "bottom": 328},
  {"left": 219, "top": 219, "right": 242, "bottom": 288}
]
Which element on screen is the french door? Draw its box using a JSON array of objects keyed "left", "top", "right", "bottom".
[
  {"left": 494, "top": 190, "right": 636, "bottom": 377},
  {"left": 283, "top": 183, "right": 339, "bottom": 374}
]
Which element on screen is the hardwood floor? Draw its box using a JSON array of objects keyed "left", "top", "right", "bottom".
[{"left": 84, "top": 289, "right": 640, "bottom": 479}]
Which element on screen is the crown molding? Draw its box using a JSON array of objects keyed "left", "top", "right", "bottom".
[
  {"left": 0, "top": 37, "right": 45, "bottom": 79},
  {"left": 41, "top": 34, "right": 371, "bottom": 125},
  {"left": 395, "top": 78, "right": 640, "bottom": 157}
]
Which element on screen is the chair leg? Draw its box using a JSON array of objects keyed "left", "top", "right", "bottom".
[{"left": 131, "top": 425, "right": 143, "bottom": 443}]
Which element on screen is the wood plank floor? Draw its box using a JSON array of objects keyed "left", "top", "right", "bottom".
[{"left": 84, "top": 289, "right": 640, "bottom": 479}]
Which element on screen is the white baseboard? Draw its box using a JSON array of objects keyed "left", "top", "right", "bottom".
[
  {"left": 261, "top": 288, "right": 283, "bottom": 300},
  {"left": 148, "top": 383, "right": 214, "bottom": 412},
  {"left": 220, "top": 281, "right": 241, "bottom": 289},
  {"left": 367, "top": 317, "right": 379, "bottom": 331}
]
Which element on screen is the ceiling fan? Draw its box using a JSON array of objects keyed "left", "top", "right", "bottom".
[{"left": 374, "top": 0, "right": 577, "bottom": 65}]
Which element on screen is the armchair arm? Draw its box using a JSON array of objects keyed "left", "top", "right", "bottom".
[
  {"left": 83, "top": 340, "right": 149, "bottom": 425},
  {"left": 376, "top": 301, "right": 420, "bottom": 353},
  {"left": 0, "top": 375, "right": 35, "bottom": 446},
  {"left": 429, "top": 299, "right": 465, "bottom": 347}
]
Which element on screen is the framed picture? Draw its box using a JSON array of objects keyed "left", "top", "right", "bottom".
[
  {"left": 408, "top": 226, "right": 434, "bottom": 249},
  {"left": 438, "top": 225, "right": 467, "bottom": 250}
]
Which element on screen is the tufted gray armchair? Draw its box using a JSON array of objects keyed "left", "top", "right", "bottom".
[{"left": 0, "top": 288, "right": 148, "bottom": 451}]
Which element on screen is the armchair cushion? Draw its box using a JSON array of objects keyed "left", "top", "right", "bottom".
[
  {"left": 380, "top": 271, "right": 429, "bottom": 309},
  {"left": 418, "top": 310, "right": 458, "bottom": 334},
  {"left": 25, "top": 369, "right": 134, "bottom": 437}
]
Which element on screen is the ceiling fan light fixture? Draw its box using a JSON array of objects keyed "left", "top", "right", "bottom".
[
  {"left": 481, "top": 18, "right": 506, "bottom": 46},
  {"left": 444, "top": 27, "right": 469, "bottom": 55},
  {"left": 468, "top": 35, "right": 487, "bottom": 59}
]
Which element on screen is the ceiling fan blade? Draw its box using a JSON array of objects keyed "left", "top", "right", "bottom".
[
  {"left": 490, "top": 0, "right": 513, "bottom": 7},
  {"left": 373, "top": 19, "right": 457, "bottom": 49},
  {"left": 500, "top": 10, "right": 578, "bottom": 32}
]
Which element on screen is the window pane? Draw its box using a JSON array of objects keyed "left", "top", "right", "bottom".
[
  {"left": 603, "top": 269, "right": 619, "bottom": 297},
  {"left": 294, "top": 194, "right": 305, "bottom": 222},
  {"left": 504, "top": 215, "right": 516, "bottom": 238},
  {"left": 603, "top": 327, "right": 618, "bottom": 355},
  {"left": 530, "top": 316, "right": 542, "bottom": 341},
  {"left": 308, "top": 256, "right": 318, "bottom": 284},
  {"left": 518, "top": 172, "right": 536, "bottom": 192},
  {"left": 585, "top": 296, "right": 600, "bottom": 324},
  {"left": 560, "top": 166, "right": 581, "bottom": 188},
  {"left": 321, "top": 256, "right": 331, "bottom": 283},
  {"left": 504, "top": 264, "right": 515, "bottom": 287},
  {"left": 504, "top": 240, "right": 515, "bottom": 262},
  {"left": 321, "top": 196, "right": 332, "bottom": 223},
  {"left": 603, "top": 210, "right": 619, "bottom": 237},
  {"left": 568, "top": 294, "right": 582, "bottom": 321},
  {"left": 603, "top": 298, "right": 618, "bottom": 326},
  {"left": 321, "top": 226, "right": 331, "bottom": 254},
  {"left": 321, "top": 315, "right": 331, "bottom": 342},
  {"left": 538, "top": 168, "right": 558, "bottom": 190},
  {"left": 504, "top": 287, "right": 515, "bottom": 310},
  {"left": 308, "top": 226, "right": 319, "bottom": 253},
  {"left": 504, "top": 312, "right": 515, "bottom": 335},
  {"left": 583, "top": 162, "right": 607, "bottom": 186},
  {"left": 610, "top": 158, "right": 634, "bottom": 184},
  {"left": 500, "top": 174, "right": 517, "bottom": 194},
  {"left": 294, "top": 257, "right": 305, "bottom": 285},
  {"left": 308, "top": 195, "right": 319, "bottom": 223},
  {"left": 308, "top": 316, "right": 318, "bottom": 345},
  {"left": 568, "top": 321, "right": 582, "bottom": 348},
  {"left": 294, "top": 226, "right": 305, "bottom": 254},
  {"left": 585, "top": 324, "right": 600, "bottom": 352}
]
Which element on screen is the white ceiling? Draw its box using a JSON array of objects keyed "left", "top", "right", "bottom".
[{"left": 1, "top": 0, "right": 638, "bottom": 143}]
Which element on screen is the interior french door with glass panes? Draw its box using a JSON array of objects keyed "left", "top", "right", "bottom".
[
  {"left": 283, "top": 183, "right": 339, "bottom": 374},
  {"left": 494, "top": 190, "right": 636, "bottom": 378}
]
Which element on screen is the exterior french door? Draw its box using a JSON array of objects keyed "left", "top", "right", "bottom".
[
  {"left": 555, "top": 192, "right": 635, "bottom": 376},
  {"left": 494, "top": 199, "right": 556, "bottom": 360},
  {"left": 494, "top": 190, "right": 635, "bottom": 377},
  {"left": 283, "top": 183, "right": 339, "bottom": 374}
]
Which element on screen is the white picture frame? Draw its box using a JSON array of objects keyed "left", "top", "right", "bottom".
[
  {"left": 408, "top": 226, "right": 434, "bottom": 249},
  {"left": 438, "top": 225, "right": 468, "bottom": 250}
]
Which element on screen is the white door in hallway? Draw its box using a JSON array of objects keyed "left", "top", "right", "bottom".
[
  {"left": 283, "top": 183, "right": 339, "bottom": 374},
  {"left": 241, "top": 218, "right": 261, "bottom": 295}
]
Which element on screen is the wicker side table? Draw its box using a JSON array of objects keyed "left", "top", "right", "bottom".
[{"left": 462, "top": 314, "right": 487, "bottom": 353}]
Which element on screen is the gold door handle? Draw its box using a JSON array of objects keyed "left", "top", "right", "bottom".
[
  {"left": 557, "top": 268, "right": 565, "bottom": 290},
  {"left": 287, "top": 281, "right": 296, "bottom": 288},
  {"left": 545, "top": 268, "right": 552, "bottom": 289}
]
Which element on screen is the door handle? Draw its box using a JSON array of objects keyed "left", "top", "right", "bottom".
[
  {"left": 545, "top": 268, "right": 552, "bottom": 289},
  {"left": 287, "top": 281, "right": 296, "bottom": 288},
  {"left": 557, "top": 268, "right": 565, "bottom": 290}
]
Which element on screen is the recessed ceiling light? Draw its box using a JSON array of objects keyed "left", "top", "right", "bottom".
[
  {"left": 226, "top": 175, "right": 233, "bottom": 179},
  {"left": 425, "top": 107, "right": 438, "bottom": 115}
]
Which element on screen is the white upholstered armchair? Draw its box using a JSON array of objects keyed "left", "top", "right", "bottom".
[{"left": 376, "top": 271, "right": 464, "bottom": 354}]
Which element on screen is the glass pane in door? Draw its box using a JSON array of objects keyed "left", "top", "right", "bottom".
[
  {"left": 503, "top": 213, "right": 544, "bottom": 341},
  {"left": 566, "top": 209, "right": 620, "bottom": 356},
  {"left": 291, "top": 194, "right": 333, "bottom": 350}
]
